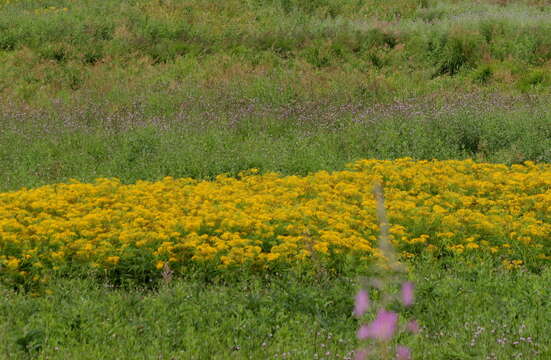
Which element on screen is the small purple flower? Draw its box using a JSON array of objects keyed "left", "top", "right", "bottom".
[
  {"left": 406, "top": 320, "right": 420, "bottom": 333},
  {"left": 401, "top": 282, "right": 415, "bottom": 306},
  {"left": 396, "top": 345, "right": 411, "bottom": 360},
  {"left": 354, "top": 290, "right": 370, "bottom": 317},
  {"left": 357, "top": 309, "right": 398, "bottom": 341}
]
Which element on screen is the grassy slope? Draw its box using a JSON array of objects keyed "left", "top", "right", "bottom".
[
  {"left": 1, "top": 0, "right": 551, "bottom": 103},
  {"left": 0, "top": 0, "right": 550, "bottom": 191}
]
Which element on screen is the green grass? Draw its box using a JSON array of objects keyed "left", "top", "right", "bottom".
[
  {"left": 1, "top": 0, "right": 551, "bottom": 108},
  {"left": 1, "top": 95, "right": 549, "bottom": 192},
  {"left": 1, "top": 0, "right": 550, "bottom": 191},
  {"left": 1, "top": 0, "right": 550, "bottom": 192},
  {"left": 1, "top": 258, "right": 550, "bottom": 359}
]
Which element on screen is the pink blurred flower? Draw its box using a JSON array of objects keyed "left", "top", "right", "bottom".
[
  {"left": 406, "top": 320, "right": 420, "bottom": 333},
  {"left": 401, "top": 282, "right": 414, "bottom": 306},
  {"left": 357, "top": 324, "right": 370, "bottom": 339},
  {"left": 354, "top": 290, "right": 370, "bottom": 317},
  {"left": 396, "top": 345, "right": 411, "bottom": 360},
  {"left": 357, "top": 309, "right": 398, "bottom": 341},
  {"left": 354, "top": 348, "right": 369, "bottom": 360}
]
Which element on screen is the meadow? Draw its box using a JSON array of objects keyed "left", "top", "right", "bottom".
[{"left": 1, "top": 0, "right": 550, "bottom": 359}]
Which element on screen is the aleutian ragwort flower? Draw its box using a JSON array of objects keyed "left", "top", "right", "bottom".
[{"left": 0, "top": 158, "right": 549, "bottom": 284}]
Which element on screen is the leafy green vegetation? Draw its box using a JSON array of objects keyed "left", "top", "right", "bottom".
[
  {"left": 1, "top": 94, "right": 549, "bottom": 192},
  {"left": 1, "top": 0, "right": 550, "bottom": 192},
  {"left": 1, "top": 0, "right": 551, "bottom": 106},
  {"left": 1, "top": 259, "right": 550, "bottom": 359}
]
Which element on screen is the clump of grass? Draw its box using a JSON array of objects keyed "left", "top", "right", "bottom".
[{"left": 431, "top": 28, "right": 485, "bottom": 78}]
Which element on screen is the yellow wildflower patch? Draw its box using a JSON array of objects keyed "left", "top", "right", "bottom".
[{"left": 0, "top": 158, "right": 550, "bottom": 284}]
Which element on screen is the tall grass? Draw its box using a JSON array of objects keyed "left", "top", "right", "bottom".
[
  {"left": 1, "top": 0, "right": 551, "bottom": 108},
  {"left": 1, "top": 94, "right": 549, "bottom": 191}
]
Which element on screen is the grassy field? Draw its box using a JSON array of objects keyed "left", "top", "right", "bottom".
[
  {"left": 1, "top": 0, "right": 551, "bottom": 192},
  {"left": 2, "top": 261, "right": 550, "bottom": 359},
  {"left": 1, "top": 0, "right": 550, "bottom": 359}
]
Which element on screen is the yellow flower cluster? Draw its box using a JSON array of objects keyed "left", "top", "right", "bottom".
[
  {"left": 1, "top": 158, "right": 550, "bottom": 284},
  {"left": 0, "top": 0, "right": 69, "bottom": 12},
  {"left": 32, "top": 6, "right": 69, "bottom": 14}
]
